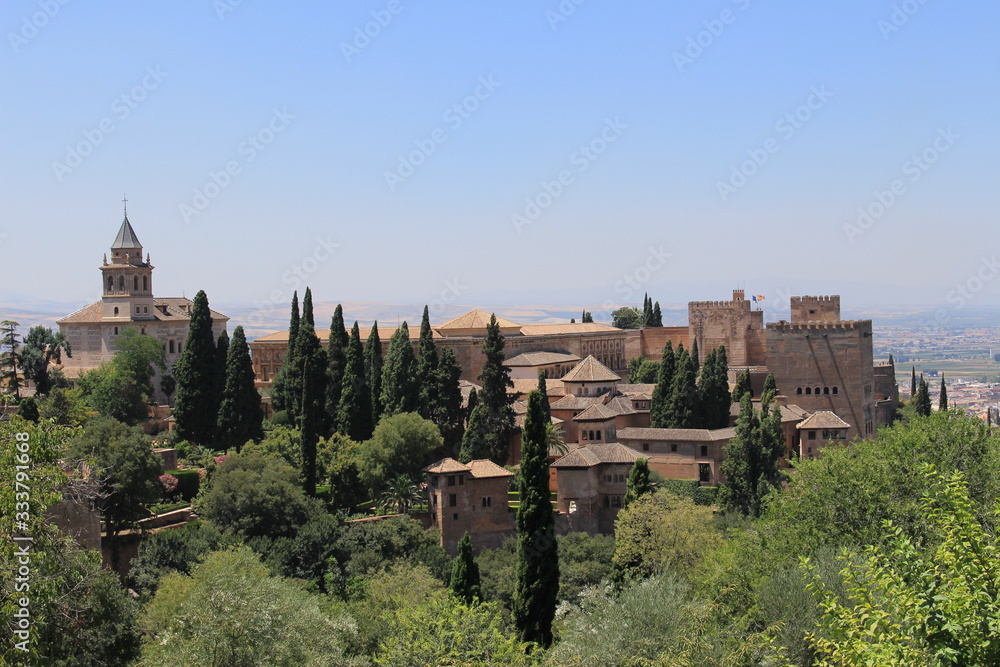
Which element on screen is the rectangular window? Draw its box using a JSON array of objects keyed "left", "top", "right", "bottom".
[
  {"left": 700, "top": 445, "right": 708, "bottom": 457},
  {"left": 642, "top": 443, "right": 649, "bottom": 451},
  {"left": 447, "top": 475, "right": 455, "bottom": 486},
  {"left": 670, "top": 444, "right": 678, "bottom": 453},
  {"left": 611, "top": 495, "right": 621, "bottom": 508},
  {"left": 449, "top": 493, "right": 457, "bottom": 507},
  {"left": 458, "top": 476, "right": 464, "bottom": 486},
  {"left": 808, "top": 431, "right": 816, "bottom": 440},
  {"left": 699, "top": 463, "right": 711, "bottom": 484},
  {"left": 603, "top": 495, "right": 610, "bottom": 507}
]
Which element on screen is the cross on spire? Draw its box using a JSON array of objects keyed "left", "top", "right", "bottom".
[{"left": 122, "top": 193, "right": 128, "bottom": 216}]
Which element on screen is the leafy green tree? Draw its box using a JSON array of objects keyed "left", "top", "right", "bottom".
[
  {"left": 805, "top": 466, "right": 1000, "bottom": 666},
  {"left": 627, "top": 356, "right": 659, "bottom": 384},
  {"left": 139, "top": 546, "right": 355, "bottom": 666},
  {"left": 698, "top": 345, "right": 731, "bottom": 429},
  {"left": 512, "top": 389, "right": 558, "bottom": 647},
  {"left": 356, "top": 412, "right": 443, "bottom": 497},
  {"left": 649, "top": 341, "right": 676, "bottom": 428},
  {"left": 39, "top": 386, "right": 89, "bottom": 426},
  {"left": 365, "top": 320, "right": 384, "bottom": 423},
  {"left": 939, "top": 372, "right": 948, "bottom": 411},
  {"left": 78, "top": 326, "right": 166, "bottom": 425},
  {"left": 20, "top": 325, "right": 72, "bottom": 395},
  {"left": 416, "top": 305, "right": 439, "bottom": 419},
  {"left": 337, "top": 322, "right": 374, "bottom": 442},
  {"left": 195, "top": 451, "right": 323, "bottom": 540},
  {"left": 320, "top": 433, "right": 367, "bottom": 511},
  {"left": 556, "top": 532, "right": 616, "bottom": 603},
  {"left": 477, "top": 314, "right": 516, "bottom": 465},
  {"left": 270, "top": 290, "right": 299, "bottom": 413},
  {"left": 450, "top": 531, "right": 482, "bottom": 605},
  {"left": 611, "top": 306, "right": 642, "bottom": 329},
  {"left": 113, "top": 326, "right": 167, "bottom": 398},
  {"left": 69, "top": 416, "right": 164, "bottom": 538},
  {"left": 380, "top": 321, "right": 418, "bottom": 416},
  {"left": 732, "top": 369, "right": 752, "bottom": 402},
  {"left": 324, "top": 304, "right": 348, "bottom": 431},
  {"left": 159, "top": 373, "right": 176, "bottom": 403},
  {"left": 215, "top": 325, "right": 263, "bottom": 453},
  {"left": 127, "top": 522, "right": 231, "bottom": 600},
  {"left": 18, "top": 395, "right": 39, "bottom": 422},
  {"left": 173, "top": 290, "right": 221, "bottom": 445},
  {"left": 296, "top": 288, "right": 327, "bottom": 495},
  {"left": 0, "top": 319, "right": 23, "bottom": 399},
  {"left": 665, "top": 349, "right": 700, "bottom": 428},
  {"left": 719, "top": 393, "right": 785, "bottom": 517},
  {"left": 430, "top": 347, "right": 465, "bottom": 456},
  {"left": 915, "top": 377, "right": 932, "bottom": 417},
  {"left": 581, "top": 310, "right": 593, "bottom": 323},
  {"left": 623, "top": 457, "right": 651, "bottom": 508}
]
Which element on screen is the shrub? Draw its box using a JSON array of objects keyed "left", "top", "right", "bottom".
[{"left": 165, "top": 469, "right": 200, "bottom": 501}]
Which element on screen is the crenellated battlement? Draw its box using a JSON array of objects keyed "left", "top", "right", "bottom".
[
  {"left": 688, "top": 299, "right": 750, "bottom": 310},
  {"left": 767, "top": 319, "right": 871, "bottom": 334},
  {"left": 790, "top": 295, "right": 840, "bottom": 304}
]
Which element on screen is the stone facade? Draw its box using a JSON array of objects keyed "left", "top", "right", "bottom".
[
  {"left": 790, "top": 295, "right": 841, "bottom": 324},
  {"left": 58, "top": 215, "right": 228, "bottom": 404},
  {"left": 552, "top": 443, "right": 639, "bottom": 535},
  {"left": 688, "top": 290, "right": 767, "bottom": 367},
  {"left": 424, "top": 458, "right": 515, "bottom": 555}
]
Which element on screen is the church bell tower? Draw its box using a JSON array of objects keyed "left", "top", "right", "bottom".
[{"left": 100, "top": 199, "right": 155, "bottom": 321}]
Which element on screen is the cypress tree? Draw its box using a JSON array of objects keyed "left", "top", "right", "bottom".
[
  {"left": 698, "top": 345, "right": 731, "bottom": 429},
  {"left": 466, "top": 387, "right": 478, "bottom": 420},
  {"left": 665, "top": 350, "right": 700, "bottom": 428},
  {"left": 296, "top": 288, "right": 326, "bottom": 495},
  {"left": 649, "top": 341, "right": 676, "bottom": 428},
  {"left": 939, "top": 374, "right": 948, "bottom": 411},
  {"left": 719, "top": 392, "right": 784, "bottom": 517},
  {"left": 458, "top": 402, "right": 488, "bottom": 463},
  {"left": 216, "top": 326, "right": 263, "bottom": 453},
  {"left": 691, "top": 338, "right": 700, "bottom": 374},
  {"left": 641, "top": 294, "right": 652, "bottom": 327},
  {"left": 337, "top": 322, "right": 373, "bottom": 442},
  {"left": 212, "top": 329, "right": 229, "bottom": 437},
  {"left": 581, "top": 310, "right": 593, "bottom": 323},
  {"left": 652, "top": 301, "right": 663, "bottom": 327},
  {"left": 270, "top": 291, "right": 299, "bottom": 413},
  {"left": 512, "top": 389, "right": 559, "bottom": 647},
  {"left": 623, "top": 458, "right": 651, "bottom": 508},
  {"left": 173, "top": 290, "right": 219, "bottom": 445},
  {"left": 450, "top": 531, "right": 482, "bottom": 605},
  {"left": 478, "top": 315, "right": 516, "bottom": 465},
  {"left": 732, "top": 370, "right": 752, "bottom": 403},
  {"left": 762, "top": 373, "right": 777, "bottom": 403},
  {"left": 381, "top": 322, "right": 418, "bottom": 416},
  {"left": 324, "top": 304, "right": 348, "bottom": 433},
  {"left": 915, "top": 378, "right": 932, "bottom": 417},
  {"left": 416, "top": 305, "right": 439, "bottom": 419},
  {"left": 537, "top": 371, "right": 551, "bottom": 424},
  {"left": 911, "top": 366, "right": 917, "bottom": 399},
  {"left": 288, "top": 289, "right": 319, "bottom": 424},
  {"left": 431, "top": 348, "right": 465, "bottom": 455},
  {"left": 365, "top": 322, "right": 384, "bottom": 424}
]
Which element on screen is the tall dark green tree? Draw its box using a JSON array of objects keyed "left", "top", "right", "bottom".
[
  {"left": 690, "top": 338, "right": 700, "bottom": 374},
  {"left": 431, "top": 348, "right": 465, "bottom": 455},
  {"left": 458, "top": 402, "right": 488, "bottom": 463},
  {"left": 466, "top": 387, "right": 478, "bottom": 420},
  {"left": 732, "top": 370, "right": 752, "bottom": 403},
  {"left": 270, "top": 291, "right": 299, "bottom": 414},
  {"left": 537, "top": 371, "right": 551, "bottom": 424},
  {"left": 719, "top": 393, "right": 785, "bottom": 517},
  {"left": 0, "top": 320, "right": 23, "bottom": 400},
  {"left": 477, "top": 314, "right": 516, "bottom": 465},
  {"left": 20, "top": 326, "right": 72, "bottom": 395},
  {"left": 381, "top": 322, "right": 418, "bottom": 416},
  {"left": 649, "top": 341, "right": 676, "bottom": 428},
  {"left": 216, "top": 326, "right": 263, "bottom": 453},
  {"left": 581, "top": 310, "right": 593, "bottom": 323},
  {"left": 450, "top": 531, "right": 482, "bottom": 605},
  {"left": 665, "top": 351, "right": 700, "bottom": 428},
  {"left": 939, "top": 374, "right": 948, "bottom": 412},
  {"left": 512, "top": 389, "right": 559, "bottom": 647},
  {"left": 296, "top": 288, "right": 326, "bottom": 495},
  {"left": 416, "top": 305, "right": 439, "bottom": 419},
  {"left": 652, "top": 301, "right": 663, "bottom": 327},
  {"left": 212, "top": 329, "right": 229, "bottom": 435},
  {"left": 337, "top": 322, "right": 374, "bottom": 442},
  {"left": 623, "top": 458, "right": 651, "bottom": 508},
  {"left": 915, "top": 378, "right": 932, "bottom": 417},
  {"left": 642, "top": 294, "right": 653, "bottom": 327},
  {"left": 762, "top": 372, "right": 777, "bottom": 403},
  {"left": 697, "top": 347, "right": 730, "bottom": 429},
  {"left": 173, "top": 291, "right": 220, "bottom": 445},
  {"left": 365, "top": 321, "right": 384, "bottom": 424},
  {"left": 911, "top": 365, "right": 917, "bottom": 400},
  {"left": 324, "top": 304, "right": 348, "bottom": 433}
]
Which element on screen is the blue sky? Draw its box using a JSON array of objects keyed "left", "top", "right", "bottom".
[{"left": 2, "top": 1, "right": 998, "bottom": 325}]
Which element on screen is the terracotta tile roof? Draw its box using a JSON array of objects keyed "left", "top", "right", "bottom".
[
  {"left": 552, "top": 443, "right": 640, "bottom": 468},
  {"left": 561, "top": 356, "right": 621, "bottom": 383},
  {"left": 616, "top": 383, "right": 656, "bottom": 395},
  {"left": 423, "top": 458, "right": 471, "bottom": 474},
  {"left": 616, "top": 426, "right": 737, "bottom": 442},
  {"left": 514, "top": 413, "right": 564, "bottom": 429},
  {"left": 468, "top": 459, "right": 514, "bottom": 479},
  {"left": 550, "top": 395, "right": 605, "bottom": 411},
  {"left": 57, "top": 298, "right": 227, "bottom": 324},
  {"left": 605, "top": 396, "right": 638, "bottom": 415},
  {"left": 797, "top": 411, "right": 851, "bottom": 430},
  {"left": 254, "top": 324, "right": 427, "bottom": 343},
  {"left": 57, "top": 301, "right": 103, "bottom": 324},
  {"left": 438, "top": 310, "right": 520, "bottom": 330},
  {"left": 518, "top": 322, "right": 620, "bottom": 335},
  {"left": 505, "top": 351, "right": 581, "bottom": 367},
  {"left": 509, "top": 378, "right": 564, "bottom": 397},
  {"left": 574, "top": 403, "right": 620, "bottom": 421}
]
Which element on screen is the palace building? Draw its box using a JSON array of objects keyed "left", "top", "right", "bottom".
[{"left": 58, "top": 211, "right": 228, "bottom": 403}]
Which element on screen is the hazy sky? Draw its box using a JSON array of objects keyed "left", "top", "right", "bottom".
[{"left": 3, "top": 1, "right": 997, "bottom": 323}]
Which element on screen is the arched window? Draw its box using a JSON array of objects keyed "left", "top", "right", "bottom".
[
  {"left": 142, "top": 276, "right": 148, "bottom": 292},
  {"left": 823, "top": 387, "right": 829, "bottom": 395},
  {"left": 118, "top": 276, "right": 124, "bottom": 290},
  {"left": 168, "top": 340, "right": 175, "bottom": 353},
  {"left": 133, "top": 276, "right": 139, "bottom": 291},
  {"left": 113, "top": 326, "right": 119, "bottom": 335},
  {"left": 595, "top": 430, "right": 602, "bottom": 441},
  {"left": 805, "top": 387, "right": 812, "bottom": 395},
  {"left": 107, "top": 276, "right": 114, "bottom": 292},
  {"left": 796, "top": 387, "right": 802, "bottom": 395},
  {"left": 815, "top": 387, "right": 821, "bottom": 395},
  {"left": 113, "top": 307, "right": 119, "bottom": 316},
  {"left": 832, "top": 386, "right": 838, "bottom": 395}
]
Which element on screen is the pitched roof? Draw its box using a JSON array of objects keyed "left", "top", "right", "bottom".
[
  {"left": 111, "top": 216, "right": 142, "bottom": 249},
  {"left": 518, "top": 322, "right": 620, "bottom": 335},
  {"left": 616, "top": 426, "right": 737, "bottom": 442},
  {"left": 552, "top": 443, "right": 640, "bottom": 468},
  {"left": 509, "top": 378, "right": 564, "bottom": 397},
  {"left": 550, "top": 394, "right": 605, "bottom": 411},
  {"left": 574, "top": 403, "right": 620, "bottom": 421},
  {"left": 797, "top": 411, "right": 851, "bottom": 430},
  {"left": 438, "top": 310, "right": 520, "bottom": 330},
  {"left": 504, "top": 351, "right": 581, "bottom": 367},
  {"left": 616, "top": 383, "right": 656, "bottom": 396},
  {"left": 422, "top": 457, "right": 514, "bottom": 478},
  {"left": 605, "top": 396, "right": 638, "bottom": 415},
  {"left": 254, "top": 324, "right": 428, "bottom": 343},
  {"left": 57, "top": 298, "right": 227, "bottom": 324},
  {"left": 561, "top": 355, "right": 621, "bottom": 383},
  {"left": 423, "top": 458, "right": 470, "bottom": 474}
]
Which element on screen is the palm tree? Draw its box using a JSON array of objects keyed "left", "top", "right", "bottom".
[
  {"left": 378, "top": 475, "right": 423, "bottom": 514},
  {"left": 545, "top": 422, "right": 568, "bottom": 457}
]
